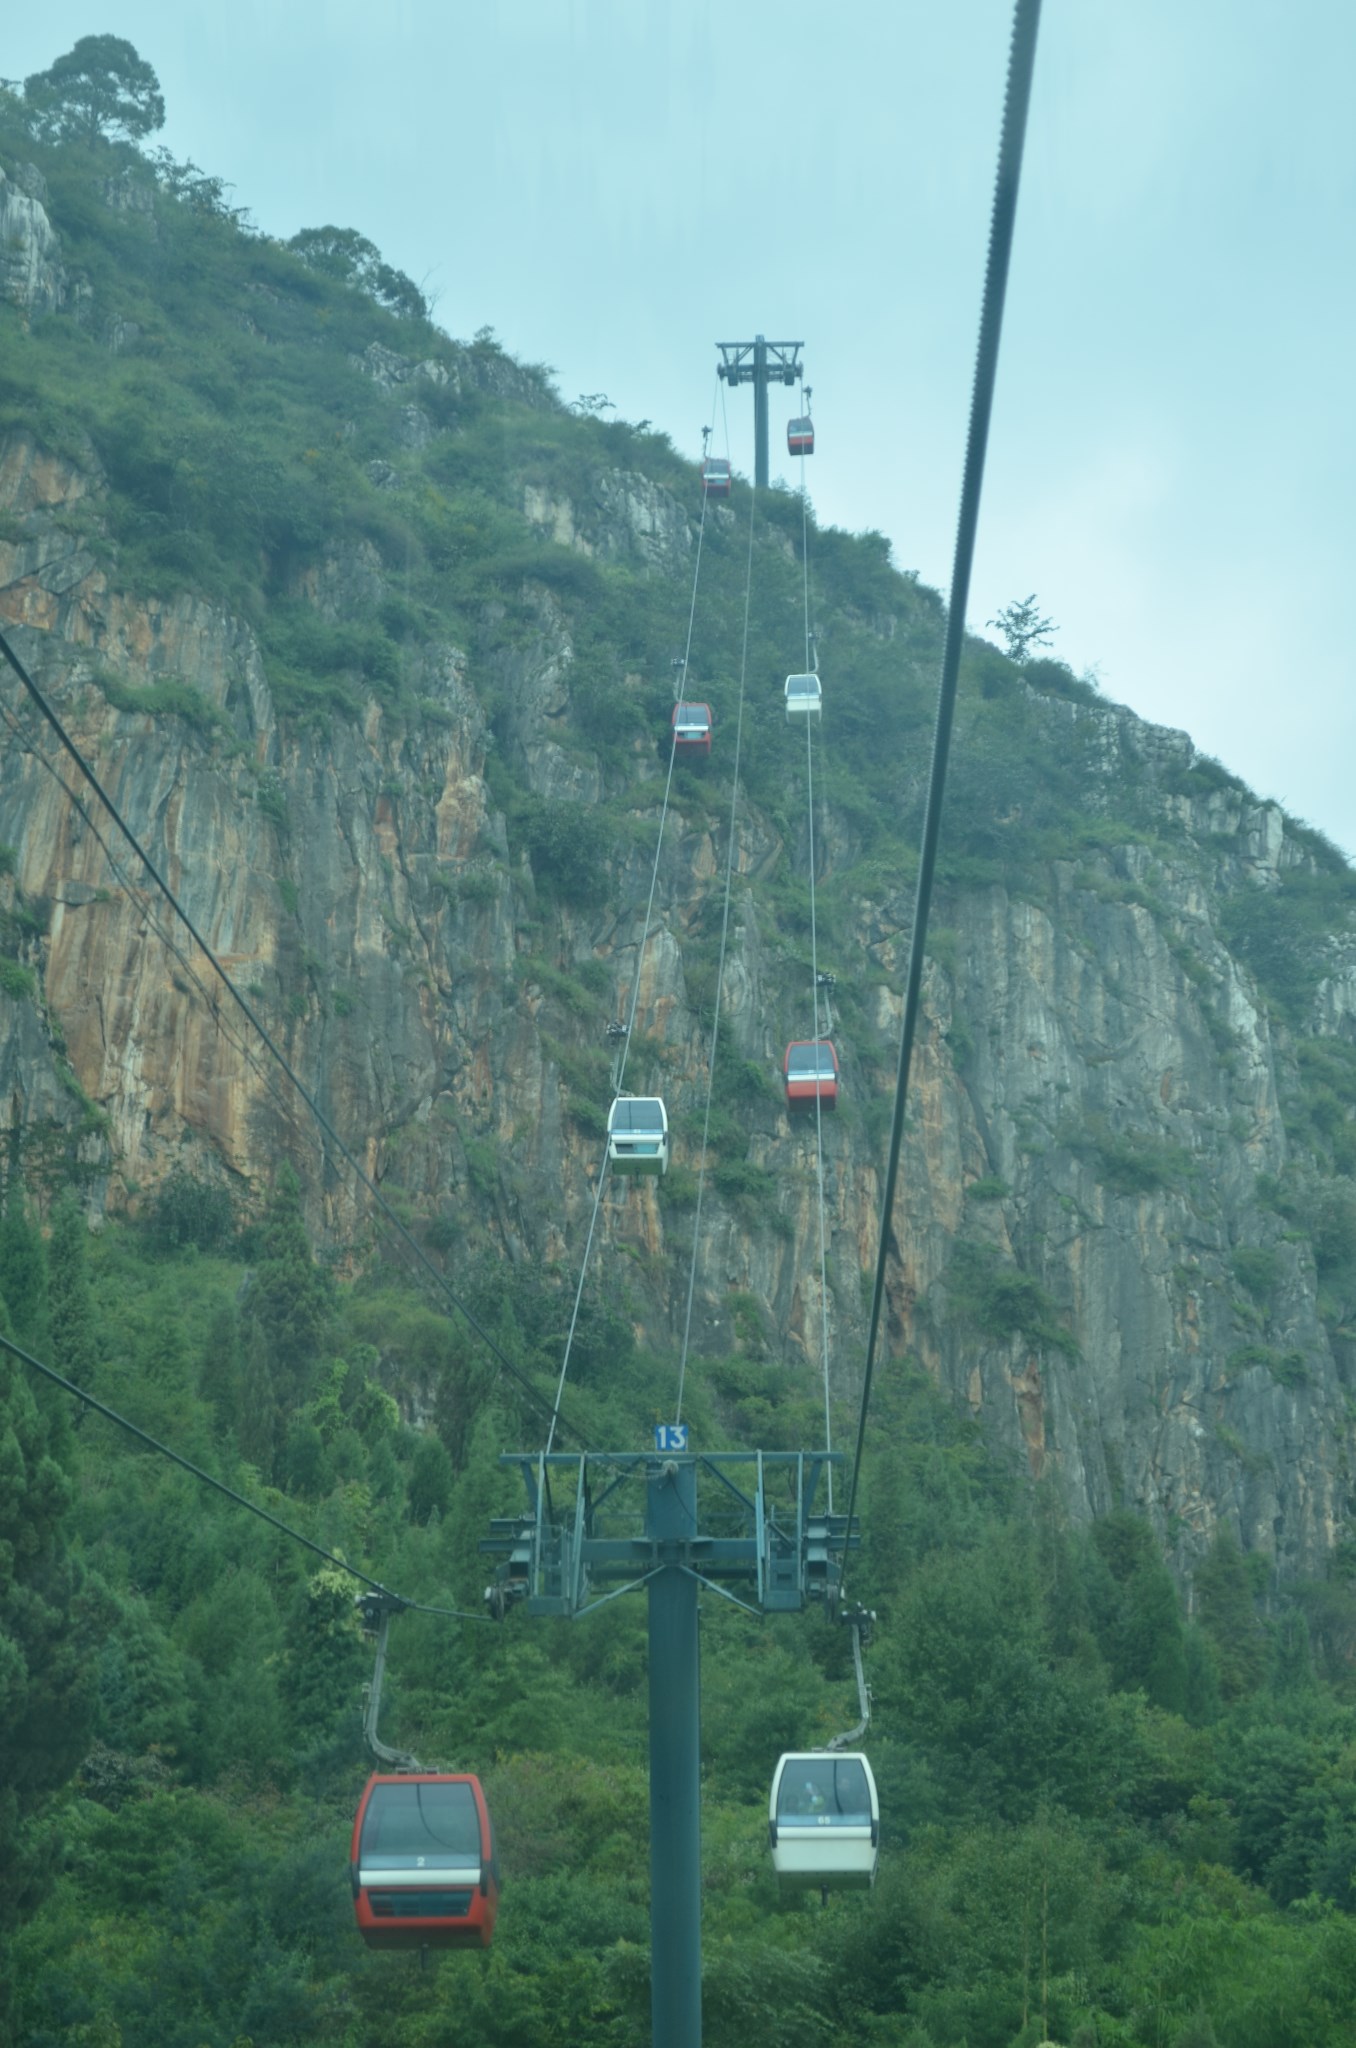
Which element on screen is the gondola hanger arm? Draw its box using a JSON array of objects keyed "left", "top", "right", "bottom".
[
  {"left": 358, "top": 1597, "right": 423, "bottom": 1772},
  {"left": 825, "top": 1607, "right": 874, "bottom": 1751}
]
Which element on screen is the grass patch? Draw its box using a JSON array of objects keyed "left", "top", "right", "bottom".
[
  {"left": 93, "top": 670, "right": 224, "bottom": 735},
  {"left": 0, "top": 956, "right": 38, "bottom": 1000}
]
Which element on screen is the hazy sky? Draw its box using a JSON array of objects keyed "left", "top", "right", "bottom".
[{"left": 10, "top": 4, "right": 1356, "bottom": 850}]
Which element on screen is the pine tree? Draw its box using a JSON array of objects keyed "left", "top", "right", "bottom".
[
  {"left": 47, "top": 1195, "right": 98, "bottom": 1389},
  {"left": 197, "top": 1300, "right": 242, "bottom": 1438},
  {"left": 1195, "top": 1527, "right": 1269, "bottom": 1700},
  {"left": 1091, "top": 1512, "right": 1189, "bottom": 1713},
  {"left": 0, "top": 1295, "right": 109, "bottom": 2000},
  {"left": 239, "top": 1167, "right": 334, "bottom": 1480},
  {"left": 0, "top": 1206, "right": 50, "bottom": 1355}
]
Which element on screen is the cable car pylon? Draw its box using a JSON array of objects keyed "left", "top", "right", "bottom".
[
  {"left": 716, "top": 335, "right": 802, "bottom": 487},
  {"left": 482, "top": 1447, "right": 859, "bottom": 2048}
]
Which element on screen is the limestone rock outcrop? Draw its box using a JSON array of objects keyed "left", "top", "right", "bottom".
[
  {"left": 0, "top": 162, "right": 66, "bottom": 314},
  {"left": 2, "top": 399, "right": 1354, "bottom": 1592}
]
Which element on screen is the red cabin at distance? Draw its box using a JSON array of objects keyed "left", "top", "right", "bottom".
[
  {"left": 351, "top": 1772, "right": 499, "bottom": 1951},
  {"left": 783, "top": 1040, "right": 839, "bottom": 1109},
  {"left": 671, "top": 702, "right": 714, "bottom": 755},
  {"left": 701, "top": 456, "right": 732, "bottom": 497}
]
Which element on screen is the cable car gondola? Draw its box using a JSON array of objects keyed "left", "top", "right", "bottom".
[
  {"left": 607, "top": 1094, "right": 669, "bottom": 1176},
  {"left": 671, "top": 702, "right": 714, "bottom": 755},
  {"left": 784, "top": 673, "right": 822, "bottom": 721},
  {"left": 351, "top": 1772, "right": 499, "bottom": 1950},
  {"left": 769, "top": 1752, "right": 879, "bottom": 1892},
  {"left": 783, "top": 1040, "right": 839, "bottom": 1109},
  {"left": 787, "top": 415, "right": 815, "bottom": 457},
  {"left": 701, "top": 457, "right": 732, "bottom": 498}
]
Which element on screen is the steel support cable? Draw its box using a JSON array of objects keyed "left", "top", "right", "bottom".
[
  {"left": 615, "top": 400, "right": 716, "bottom": 1098},
  {"left": 545, "top": 405, "right": 719, "bottom": 1448},
  {"left": 800, "top": 430, "right": 835, "bottom": 1509},
  {"left": 545, "top": 1154, "right": 609, "bottom": 1454},
  {"left": 0, "top": 623, "right": 584, "bottom": 1449},
  {"left": 0, "top": 1328, "right": 486, "bottom": 1622},
  {"left": 675, "top": 478, "right": 759, "bottom": 1423},
  {"left": 838, "top": 0, "right": 1044, "bottom": 1588},
  {"left": 805, "top": 705, "right": 835, "bottom": 1512}
]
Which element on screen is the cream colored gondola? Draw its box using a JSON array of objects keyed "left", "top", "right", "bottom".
[
  {"left": 768, "top": 1751, "right": 878, "bottom": 1891},
  {"left": 606, "top": 1095, "right": 669, "bottom": 1176},
  {"left": 784, "top": 673, "right": 822, "bottom": 721}
]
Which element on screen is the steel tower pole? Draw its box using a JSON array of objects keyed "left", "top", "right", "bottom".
[
  {"left": 481, "top": 1446, "right": 860, "bottom": 2048},
  {"left": 647, "top": 1458, "right": 702, "bottom": 2048},
  {"left": 753, "top": 333, "right": 769, "bottom": 489}
]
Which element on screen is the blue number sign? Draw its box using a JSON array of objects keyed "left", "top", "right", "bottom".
[{"left": 654, "top": 1423, "right": 689, "bottom": 1453}]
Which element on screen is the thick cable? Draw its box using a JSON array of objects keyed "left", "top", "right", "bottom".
[
  {"left": 0, "top": 1329, "right": 485, "bottom": 1621},
  {"left": 804, "top": 706, "right": 834, "bottom": 1511},
  {"left": 614, "top": 407, "right": 715, "bottom": 1097},
  {"left": 0, "top": 621, "right": 583, "bottom": 1447},
  {"left": 675, "top": 480, "right": 758, "bottom": 1422},
  {"left": 546, "top": 393, "right": 718, "bottom": 1444},
  {"left": 839, "top": 0, "right": 1043, "bottom": 1583},
  {"left": 799, "top": 413, "right": 835, "bottom": 1509},
  {"left": 544, "top": 1153, "right": 608, "bottom": 1453}
]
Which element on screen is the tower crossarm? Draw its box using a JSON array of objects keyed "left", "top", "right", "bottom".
[
  {"left": 480, "top": 1449, "right": 857, "bottom": 1620},
  {"left": 716, "top": 339, "right": 803, "bottom": 386}
]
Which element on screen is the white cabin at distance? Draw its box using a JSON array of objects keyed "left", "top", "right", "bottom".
[{"left": 784, "top": 673, "right": 822, "bottom": 721}]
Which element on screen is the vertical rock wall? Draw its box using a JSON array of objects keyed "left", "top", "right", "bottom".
[{"left": 2, "top": 417, "right": 1354, "bottom": 1582}]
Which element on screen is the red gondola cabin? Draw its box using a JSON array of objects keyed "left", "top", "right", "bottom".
[
  {"left": 787, "top": 416, "right": 815, "bottom": 457},
  {"left": 351, "top": 1772, "right": 499, "bottom": 1951},
  {"left": 783, "top": 1040, "right": 839, "bottom": 1109},
  {"left": 671, "top": 702, "right": 713, "bottom": 755},
  {"left": 702, "top": 457, "right": 732, "bottom": 498}
]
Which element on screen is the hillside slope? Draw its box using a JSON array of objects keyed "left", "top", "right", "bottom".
[
  {"left": 6, "top": 107, "right": 1356, "bottom": 1585},
  {"left": 12, "top": 65, "right": 1356, "bottom": 2048}
]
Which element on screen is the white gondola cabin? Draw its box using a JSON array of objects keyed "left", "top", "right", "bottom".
[
  {"left": 671, "top": 702, "right": 713, "bottom": 755},
  {"left": 701, "top": 457, "right": 732, "bottom": 498},
  {"left": 768, "top": 1752, "right": 879, "bottom": 1892},
  {"left": 607, "top": 1095, "right": 669, "bottom": 1176},
  {"left": 784, "top": 673, "right": 822, "bottom": 721},
  {"left": 787, "top": 415, "right": 815, "bottom": 457}
]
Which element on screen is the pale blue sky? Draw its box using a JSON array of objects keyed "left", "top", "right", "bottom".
[{"left": 10, "top": 3, "right": 1355, "bottom": 850}]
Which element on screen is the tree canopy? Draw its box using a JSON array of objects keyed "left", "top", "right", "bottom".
[
  {"left": 987, "top": 592, "right": 1056, "bottom": 663},
  {"left": 23, "top": 35, "right": 165, "bottom": 145},
  {"left": 288, "top": 225, "right": 428, "bottom": 321}
]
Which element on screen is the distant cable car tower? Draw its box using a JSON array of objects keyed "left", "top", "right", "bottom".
[{"left": 717, "top": 336, "right": 803, "bottom": 488}]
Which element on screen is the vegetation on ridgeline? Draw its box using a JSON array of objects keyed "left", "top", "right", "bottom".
[{"left": 7, "top": 37, "right": 1356, "bottom": 2046}]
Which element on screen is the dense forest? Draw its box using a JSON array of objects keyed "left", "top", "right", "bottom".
[{"left": 7, "top": 37, "right": 1356, "bottom": 2048}]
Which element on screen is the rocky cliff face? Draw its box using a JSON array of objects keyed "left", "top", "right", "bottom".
[
  {"left": 4, "top": 413, "right": 1355, "bottom": 1587},
  {"left": 3, "top": 141, "right": 1356, "bottom": 1591},
  {"left": 0, "top": 162, "right": 67, "bottom": 316}
]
